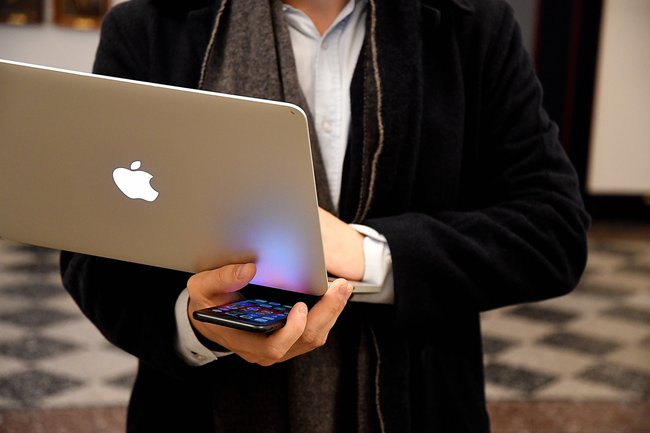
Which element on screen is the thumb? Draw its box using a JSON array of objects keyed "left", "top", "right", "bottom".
[{"left": 187, "top": 263, "right": 256, "bottom": 300}]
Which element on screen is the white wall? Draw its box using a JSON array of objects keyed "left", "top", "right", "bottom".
[
  {"left": 587, "top": 0, "right": 650, "bottom": 195},
  {"left": 0, "top": 25, "right": 101, "bottom": 72},
  {"left": 0, "top": 0, "right": 126, "bottom": 72}
]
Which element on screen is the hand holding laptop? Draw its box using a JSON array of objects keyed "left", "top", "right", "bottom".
[
  {"left": 191, "top": 208, "right": 366, "bottom": 335},
  {"left": 318, "top": 208, "right": 365, "bottom": 282},
  {"left": 188, "top": 263, "right": 353, "bottom": 365}
]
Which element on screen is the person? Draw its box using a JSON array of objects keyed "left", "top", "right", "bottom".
[{"left": 60, "top": 0, "right": 591, "bottom": 432}]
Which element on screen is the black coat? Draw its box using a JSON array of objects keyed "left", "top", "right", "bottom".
[{"left": 60, "top": 0, "right": 590, "bottom": 432}]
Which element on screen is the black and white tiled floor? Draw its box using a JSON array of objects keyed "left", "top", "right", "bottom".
[
  {"left": 0, "top": 236, "right": 649, "bottom": 410},
  {"left": 0, "top": 241, "right": 136, "bottom": 409},
  {"left": 482, "top": 238, "right": 650, "bottom": 402}
]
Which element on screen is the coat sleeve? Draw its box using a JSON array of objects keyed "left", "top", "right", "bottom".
[
  {"left": 364, "top": 2, "right": 590, "bottom": 329},
  {"left": 60, "top": 5, "right": 203, "bottom": 379}
]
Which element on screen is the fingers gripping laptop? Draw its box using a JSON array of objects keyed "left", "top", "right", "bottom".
[{"left": 0, "top": 59, "right": 379, "bottom": 332}]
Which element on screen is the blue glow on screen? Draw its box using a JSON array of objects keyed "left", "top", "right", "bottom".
[{"left": 243, "top": 222, "right": 315, "bottom": 293}]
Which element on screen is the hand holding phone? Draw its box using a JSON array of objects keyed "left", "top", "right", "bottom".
[{"left": 186, "top": 263, "right": 353, "bottom": 366}]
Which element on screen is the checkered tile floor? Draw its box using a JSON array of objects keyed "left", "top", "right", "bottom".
[
  {"left": 482, "top": 238, "right": 650, "bottom": 402},
  {"left": 0, "top": 236, "right": 649, "bottom": 410},
  {"left": 0, "top": 241, "right": 136, "bottom": 409}
]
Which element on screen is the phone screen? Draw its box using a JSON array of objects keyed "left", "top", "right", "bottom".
[{"left": 193, "top": 298, "right": 292, "bottom": 333}]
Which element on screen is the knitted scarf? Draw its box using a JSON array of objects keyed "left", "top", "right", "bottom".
[{"left": 196, "top": 1, "right": 385, "bottom": 432}]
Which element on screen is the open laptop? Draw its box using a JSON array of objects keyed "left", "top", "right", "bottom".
[{"left": 0, "top": 59, "right": 380, "bottom": 297}]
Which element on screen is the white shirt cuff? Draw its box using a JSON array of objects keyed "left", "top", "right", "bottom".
[
  {"left": 349, "top": 224, "right": 394, "bottom": 304},
  {"left": 174, "top": 288, "right": 233, "bottom": 366}
]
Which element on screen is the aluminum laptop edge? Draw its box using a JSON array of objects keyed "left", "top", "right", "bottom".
[{"left": 0, "top": 59, "right": 380, "bottom": 296}]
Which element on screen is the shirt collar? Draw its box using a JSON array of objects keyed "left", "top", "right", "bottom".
[{"left": 283, "top": 0, "right": 367, "bottom": 39}]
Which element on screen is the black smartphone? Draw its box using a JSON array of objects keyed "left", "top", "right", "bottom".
[{"left": 193, "top": 298, "right": 293, "bottom": 333}]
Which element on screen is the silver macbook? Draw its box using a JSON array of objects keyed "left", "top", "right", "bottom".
[{"left": 0, "top": 59, "right": 380, "bottom": 295}]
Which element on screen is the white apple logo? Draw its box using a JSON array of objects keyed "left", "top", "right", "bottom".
[{"left": 112, "top": 160, "right": 159, "bottom": 202}]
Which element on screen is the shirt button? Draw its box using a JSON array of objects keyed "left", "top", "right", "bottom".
[
  {"left": 322, "top": 120, "right": 332, "bottom": 133},
  {"left": 322, "top": 40, "right": 329, "bottom": 50}
]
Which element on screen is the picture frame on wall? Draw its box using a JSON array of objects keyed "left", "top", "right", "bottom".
[
  {"left": 54, "top": 0, "right": 109, "bottom": 30},
  {"left": 0, "top": 0, "right": 43, "bottom": 25}
]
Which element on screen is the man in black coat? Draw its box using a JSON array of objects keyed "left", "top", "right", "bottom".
[{"left": 61, "top": 0, "right": 590, "bottom": 432}]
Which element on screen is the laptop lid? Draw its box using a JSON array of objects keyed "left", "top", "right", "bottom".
[{"left": 0, "top": 59, "right": 332, "bottom": 296}]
